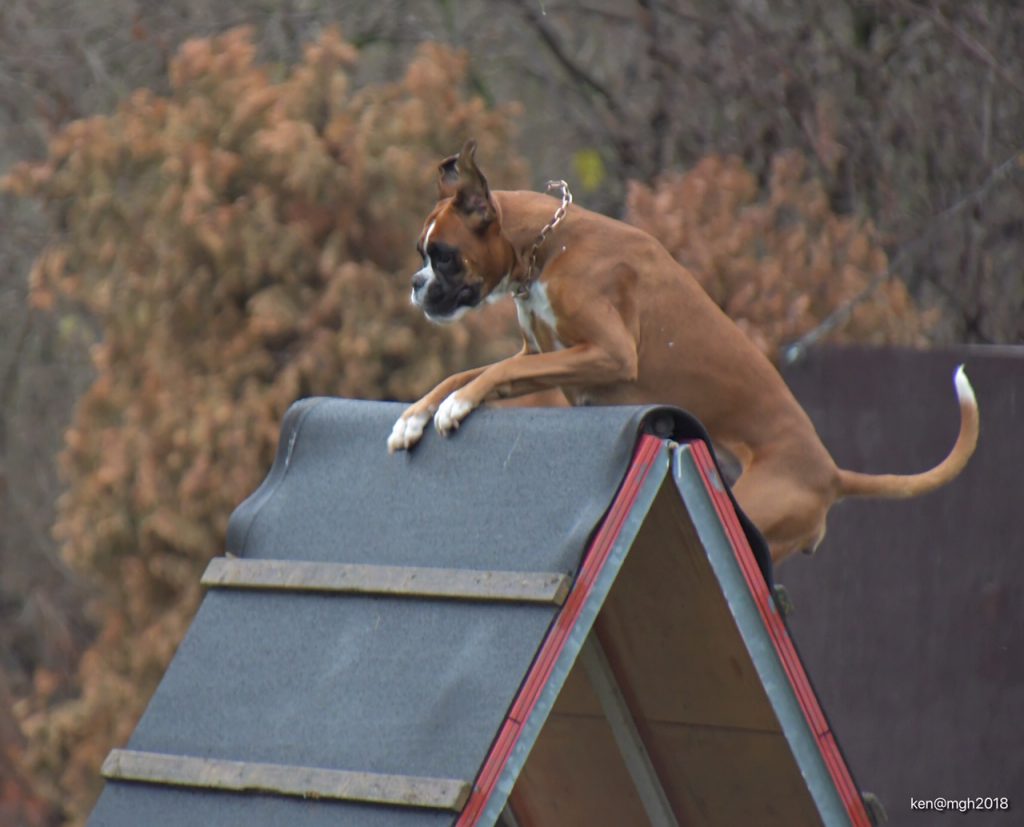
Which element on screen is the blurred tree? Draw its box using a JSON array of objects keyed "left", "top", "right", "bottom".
[
  {"left": 3, "top": 26, "right": 525, "bottom": 823},
  {"left": 0, "top": 675, "right": 50, "bottom": 827}
]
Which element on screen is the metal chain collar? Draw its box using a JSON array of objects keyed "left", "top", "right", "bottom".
[{"left": 514, "top": 179, "right": 573, "bottom": 299}]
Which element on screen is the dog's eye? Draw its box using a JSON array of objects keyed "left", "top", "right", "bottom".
[{"left": 434, "top": 249, "right": 453, "bottom": 265}]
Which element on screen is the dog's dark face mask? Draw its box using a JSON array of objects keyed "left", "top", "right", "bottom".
[{"left": 410, "top": 232, "right": 482, "bottom": 324}]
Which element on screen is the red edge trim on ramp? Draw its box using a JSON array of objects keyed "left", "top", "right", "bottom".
[
  {"left": 459, "top": 436, "right": 874, "bottom": 827},
  {"left": 456, "top": 435, "right": 664, "bottom": 825},
  {"left": 688, "top": 439, "right": 873, "bottom": 827}
]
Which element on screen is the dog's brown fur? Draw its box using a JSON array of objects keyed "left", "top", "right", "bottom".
[{"left": 389, "top": 141, "right": 979, "bottom": 564}]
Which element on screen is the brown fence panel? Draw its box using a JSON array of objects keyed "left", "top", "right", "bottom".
[{"left": 780, "top": 346, "right": 1024, "bottom": 826}]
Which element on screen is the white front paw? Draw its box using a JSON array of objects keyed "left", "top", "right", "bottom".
[
  {"left": 434, "top": 392, "right": 476, "bottom": 435},
  {"left": 387, "top": 411, "right": 430, "bottom": 453}
]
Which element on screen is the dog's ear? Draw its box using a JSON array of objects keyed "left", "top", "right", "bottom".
[
  {"left": 441, "top": 139, "right": 496, "bottom": 231},
  {"left": 437, "top": 152, "right": 460, "bottom": 198}
]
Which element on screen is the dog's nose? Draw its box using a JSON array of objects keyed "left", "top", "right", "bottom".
[{"left": 412, "top": 272, "right": 428, "bottom": 291}]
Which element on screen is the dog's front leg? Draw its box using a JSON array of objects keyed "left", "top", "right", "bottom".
[
  {"left": 434, "top": 342, "right": 637, "bottom": 435},
  {"left": 387, "top": 364, "right": 492, "bottom": 453}
]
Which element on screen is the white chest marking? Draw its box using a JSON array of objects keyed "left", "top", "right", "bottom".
[
  {"left": 486, "top": 272, "right": 512, "bottom": 304},
  {"left": 514, "top": 282, "right": 564, "bottom": 352}
]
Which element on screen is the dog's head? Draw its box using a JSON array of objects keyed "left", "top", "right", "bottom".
[{"left": 410, "top": 140, "right": 516, "bottom": 323}]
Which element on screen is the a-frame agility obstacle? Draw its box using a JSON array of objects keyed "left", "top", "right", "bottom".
[{"left": 88, "top": 400, "right": 881, "bottom": 826}]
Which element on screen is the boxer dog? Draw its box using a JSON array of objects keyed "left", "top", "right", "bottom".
[{"left": 387, "top": 140, "right": 979, "bottom": 564}]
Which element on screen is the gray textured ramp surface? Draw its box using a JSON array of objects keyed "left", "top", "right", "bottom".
[
  {"left": 227, "top": 398, "right": 670, "bottom": 573},
  {"left": 122, "top": 591, "right": 555, "bottom": 779},
  {"left": 90, "top": 399, "right": 687, "bottom": 826},
  {"left": 89, "top": 785, "right": 454, "bottom": 827}
]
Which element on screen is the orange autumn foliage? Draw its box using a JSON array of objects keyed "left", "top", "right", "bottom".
[{"left": 4, "top": 27, "right": 524, "bottom": 823}]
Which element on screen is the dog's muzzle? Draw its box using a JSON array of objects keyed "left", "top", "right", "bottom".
[{"left": 410, "top": 264, "right": 480, "bottom": 324}]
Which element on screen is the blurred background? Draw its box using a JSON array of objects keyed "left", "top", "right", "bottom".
[{"left": 0, "top": 1, "right": 1021, "bottom": 824}]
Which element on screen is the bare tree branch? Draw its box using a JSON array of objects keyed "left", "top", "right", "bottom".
[
  {"left": 508, "top": 0, "right": 625, "bottom": 119},
  {"left": 506, "top": 0, "right": 641, "bottom": 176},
  {"left": 637, "top": 0, "right": 671, "bottom": 177},
  {"left": 890, "top": 0, "right": 1024, "bottom": 98}
]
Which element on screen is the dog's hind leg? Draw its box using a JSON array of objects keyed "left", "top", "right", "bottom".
[{"left": 731, "top": 463, "right": 831, "bottom": 564}]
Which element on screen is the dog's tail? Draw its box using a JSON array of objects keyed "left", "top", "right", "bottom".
[{"left": 837, "top": 365, "right": 979, "bottom": 500}]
